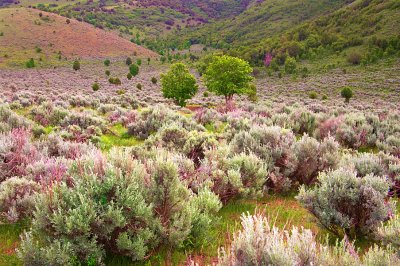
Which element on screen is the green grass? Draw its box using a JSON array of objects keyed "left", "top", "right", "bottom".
[
  {"left": 100, "top": 124, "right": 143, "bottom": 151},
  {"left": 0, "top": 220, "right": 29, "bottom": 266}
]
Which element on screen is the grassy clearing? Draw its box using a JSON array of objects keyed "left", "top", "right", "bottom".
[{"left": 100, "top": 124, "right": 143, "bottom": 151}]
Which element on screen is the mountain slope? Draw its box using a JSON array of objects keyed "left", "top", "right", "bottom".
[
  {"left": 0, "top": 7, "right": 157, "bottom": 67},
  {"left": 181, "top": 0, "right": 351, "bottom": 47},
  {"left": 167, "top": 0, "right": 400, "bottom": 66}
]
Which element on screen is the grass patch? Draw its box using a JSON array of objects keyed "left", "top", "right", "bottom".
[
  {"left": 100, "top": 124, "right": 143, "bottom": 151},
  {"left": 0, "top": 220, "right": 29, "bottom": 266}
]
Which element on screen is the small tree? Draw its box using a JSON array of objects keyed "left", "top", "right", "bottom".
[
  {"left": 25, "top": 58, "right": 35, "bottom": 68},
  {"left": 92, "top": 82, "right": 100, "bottom": 91},
  {"left": 151, "top": 77, "right": 157, "bottom": 84},
  {"left": 129, "top": 64, "right": 139, "bottom": 76},
  {"left": 73, "top": 60, "right": 80, "bottom": 71},
  {"left": 161, "top": 63, "right": 198, "bottom": 107},
  {"left": 137, "top": 59, "right": 142, "bottom": 66},
  {"left": 284, "top": 56, "right": 297, "bottom": 74},
  {"left": 127, "top": 73, "right": 132, "bottom": 80},
  {"left": 341, "top": 86, "right": 353, "bottom": 103},
  {"left": 125, "top": 57, "right": 132, "bottom": 66},
  {"left": 104, "top": 59, "right": 110, "bottom": 66},
  {"left": 203, "top": 55, "right": 254, "bottom": 104}
]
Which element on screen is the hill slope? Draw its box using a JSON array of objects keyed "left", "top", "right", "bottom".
[
  {"left": 166, "top": 0, "right": 400, "bottom": 66},
  {"left": 0, "top": 7, "right": 157, "bottom": 67}
]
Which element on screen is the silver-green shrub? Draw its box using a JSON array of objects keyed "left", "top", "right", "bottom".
[
  {"left": 297, "top": 168, "right": 393, "bottom": 238},
  {"left": 218, "top": 213, "right": 400, "bottom": 266},
  {"left": 230, "top": 125, "right": 296, "bottom": 192},
  {"left": 18, "top": 151, "right": 221, "bottom": 264},
  {"left": 376, "top": 215, "right": 400, "bottom": 254},
  {"left": 293, "top": 135, "right": 340, "bottom": 185}
]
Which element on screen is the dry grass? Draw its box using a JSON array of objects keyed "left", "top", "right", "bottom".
[{"left": 0, "top": 7, "right": 157, "bottom": 67}]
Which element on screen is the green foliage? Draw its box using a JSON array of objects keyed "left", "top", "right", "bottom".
[
  {"left": 129, "top": 64, "right": 139, "bottom": 76},
  {"left": 161, "top": 63, "right": 198, "bottom": 107},
  {"left": 203, "top": 55, "right": 254, "bottom": 103},
  {"left": 284, "top": 56, "right": 297, "bottom": 74},
  {"left": 136, "top": 83, "right": 142, "bottom": 90},
  {"left": 16, "top": 156, "right": 221, "bottom": 264},
  {"left": 109, "top": 77, "right": 121, "bottom": 85},
  {"left": 297, "top": 168, "right": 392, "bottom": 238},
  {"left": 105, "top": 70, "right": 110, "bottom": 76},
  {"left": 347, "top": 52, "right": 362, "bottom": 65},
  {"left": 92, "top": 82, "right": 100, "bottom": 91},
  {"left": 72, "top": 60, "right": 80, "bottom": 71},
  {"left": 151, "top": 77, "right": 158, "bottom": 84},
  {"left": 341, "top": 86, "right": 354, "bottom": 103},
  {"left": 104, "top": 59, "right": 110, "bottom": 66},
  {"left": 127, "top": 73, "right": 132, "bottom": 80},
  {"left": 136, "top": 59, "right": 142, "bottom": 66},
  {"left": 25, "top": 58, "right": 35, "bottom": 68},
  {"left": 309, "top": 91, "right": 318, "bottom": 99}
]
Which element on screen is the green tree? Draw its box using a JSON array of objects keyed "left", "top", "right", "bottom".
[
  {"left": 341, "top": 86, "right": 354, "bottom": 103},
  {"left": 25, "top": 58, "right": 35, "bottom": 68},
  {"left": 73, "top": 60, "right": 80, "bottom": 71},
  {"left": 203, "top": 55, "right": 254, "bottom": 104},
  {"left": 161, "top": 63, "right": 198, "bottom": 107},
  {"left": 92, "top": 82, "right": 100, "bottom": 91},
  {"left": 284, "top": 56, "right": 297, "bottom": 74},
  {"left": 129, "top": 64, "right": 139, "bottom": 76},
  {"left": 104, "top": 59, "right": 110, "bottom": 66}
]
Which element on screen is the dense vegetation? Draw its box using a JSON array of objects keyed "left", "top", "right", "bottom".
[{"left": 1, "top": 0, "right": 400, "bottom": 265}]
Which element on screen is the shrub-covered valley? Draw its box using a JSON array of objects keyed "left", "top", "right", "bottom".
[{"left": 0, "top": 0, "right": 400, "bottom": 265}]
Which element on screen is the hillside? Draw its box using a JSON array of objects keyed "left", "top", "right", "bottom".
[
  {"left": 22, "top": 0, "right": 250, "bottom": 50},
  {"left": 0, "top": 7, "right": 157, "bottom": 67},
  {"left": 169, "top": 0, "right": 400, "bottom": 66}
]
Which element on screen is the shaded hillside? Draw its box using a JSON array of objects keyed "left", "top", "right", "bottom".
[
  {"left": 0, "top": 7, "right": 157, "bottom": 67},
  {"left": 165, "top": 0, "right": 351, "bottom": 49},
  {"left": 26, "top": 0, "right": 250, "bottom": 45},
  {"left": 167, "top": 0, "right": 400, "bottom": 66}
]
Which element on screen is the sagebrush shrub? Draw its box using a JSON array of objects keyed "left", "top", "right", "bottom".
[
  {"left": 0, "top": 129, "right": 40, "bottom": 181},
  {"left": 297, "top": 168, "right": 393, "bottom": 238},
  {"left": 230, "top": 125, "right": 296, "bottom": 192},
  {"left": 293, "top": 135, "right": 340, "bottom": 185},
  {"left": 127, "top": 105, "right": 204, "bottom": 140},
  {"left": 218, "top": 213, "right": 399, "bottom": 266},
  {"left": 18, "top": 153, "right": 221, "bottom": 263},
  {"left": 376, "top": 215, "right": 400, "bottom": 253},
  {"left": 0, "top": 177, "right": 40, "bottom": 223},
  {"left": 196, "top": 146, "right": 268, "bottom": 203}
]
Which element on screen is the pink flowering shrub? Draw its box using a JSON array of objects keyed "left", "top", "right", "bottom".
[
  {"left": 0, "top": 177, "right": 40, "bottom": 223},
  {"left": 0, "top": 128, "right": 40, "bottom": 181}
]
